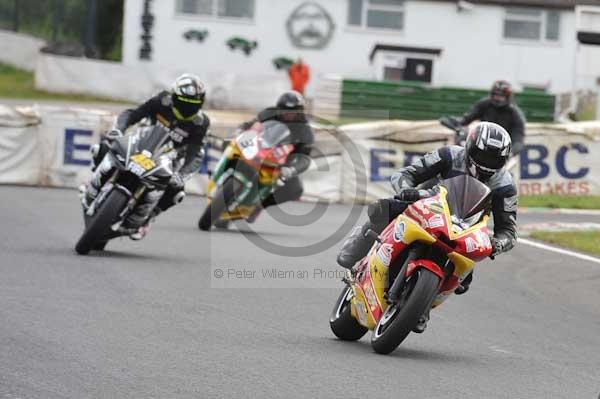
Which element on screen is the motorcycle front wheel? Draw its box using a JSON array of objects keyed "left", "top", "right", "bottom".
[
  {"left": 75, "top": 189, "right": 128, "bottom": 255},
  {"left": 329, "top": 285, "right": 368, "bottom": 341},
  {"left": 198, "top": 177, "right": 244, "bottom": 231},
  {"left": 370, "top": 268, "right": 440, "bottom": 354}
]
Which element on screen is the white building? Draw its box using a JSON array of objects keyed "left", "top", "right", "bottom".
[{"left": 118, "top": 0, "right": 600, "bottom": 108}]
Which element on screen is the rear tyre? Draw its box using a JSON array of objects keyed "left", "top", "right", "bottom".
[
  {"left": 330, "top": 285, "right": 368, "bottom": 341},
  {"left": 371, "top": 269, "right": 440, "bottom": 354},
  {"left": 92, "top": 241, "right": 108, "bottom": 251},
  {"left": 214, "top": 220, "right": 230, "bottom": 229},
  {"left": 75, "top": 190, "right": 128, "bottom": 255},
  {"left": 198, "top": 177, "right": 243, "bottom": 231}
]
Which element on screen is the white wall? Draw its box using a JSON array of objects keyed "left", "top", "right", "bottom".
[
  {"left": 0, "top": 30, "right": 45, "bottom": 71},
  {"left": 122, "top": 0, "right": 582, "bottom": 97}
]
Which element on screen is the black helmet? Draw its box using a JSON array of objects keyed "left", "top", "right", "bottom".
[
  {"left": 490, "top": 80, "right": 512, "bottom": 108},
  {"left": 171, "top": 74, "right": 206, "bottom": 120},
  {"left": 465, "top": 122, "right": 512, "bottom": 182},
  {"left": 276, "top": 90, "right": 305, "bottom": 110}
]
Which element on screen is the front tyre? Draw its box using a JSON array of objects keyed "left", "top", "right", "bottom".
[
  {"left": 330, "top": 285, "right": 368, "bottom": 341},
  {"left": 198, "top": 177, "right": 243, "bottom": 231},
  {"left": 75, "top": 190, "right": 128, "bottom": 255},
  {"left": 371, "top": 269, "right": 440, "bottom": 354}
]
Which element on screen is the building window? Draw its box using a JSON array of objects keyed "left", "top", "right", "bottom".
[
  {"left": 176, "top": 0, "right": 255, "bottom": 20},
  {"left": 503, "top": 8, "right": 560, "bottom": 42},
  {"left": 348, "top": 0, "right": 404, "bottom": 31}
]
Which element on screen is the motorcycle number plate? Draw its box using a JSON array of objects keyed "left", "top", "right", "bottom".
[
  {"left": 130, "top": 154, "right": 156, "bottom": 170},
  {"left": 128, "top": 154, "right": 156, "bottom": 176}
]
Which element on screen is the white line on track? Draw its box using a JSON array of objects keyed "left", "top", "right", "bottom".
[{"left": 518, "top": 238, "right": 600, "bottom": 266}]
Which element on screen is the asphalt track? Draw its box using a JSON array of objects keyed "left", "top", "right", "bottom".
[{"left": 1, "top": 186, "right": 600, "bottom": 399}]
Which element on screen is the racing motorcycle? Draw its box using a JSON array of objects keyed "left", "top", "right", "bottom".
[
  {"left": 329, "top": 174, "right": 493, "bottom": 354},
  {"left": 198, "top": 120, "right": 295, "bottom": 230},
  {"left": 75, "top": 125, "right": 176, "bottom": 254},
  {"left": 440, "top": 116, "right": 468, "bottom": 146}
]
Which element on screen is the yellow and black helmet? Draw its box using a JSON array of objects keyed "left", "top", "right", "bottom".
[{"left": 171, "top": 73, "right": 205, "bottom": 120}]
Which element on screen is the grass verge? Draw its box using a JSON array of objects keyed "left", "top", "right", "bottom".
[
  {"left": 529, "top": 231, "right": 600, "bottom": 256},
  {"left": 520, "top": 195, "right": 600, "bottom": 210},
  {"left": 0, "top": 62, "right": 126, "bottom": 103}
]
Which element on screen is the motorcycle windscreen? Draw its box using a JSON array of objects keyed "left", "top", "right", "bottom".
[
  {"left": 259, "top": 120, "right": 292, "bottom": 148},
  {"left": 133, "top": 125, "right": 172, "bottom": 155},
  {"left": 441, "top": 175, "right": 491, "bottom": 224}
]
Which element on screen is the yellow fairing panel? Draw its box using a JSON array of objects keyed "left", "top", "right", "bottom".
[
  {"left": 351, "top": 286, "right": 377, "bottom": 329},
  {"left": 396, "top": 215, "right": 436, "bottom": 244}
]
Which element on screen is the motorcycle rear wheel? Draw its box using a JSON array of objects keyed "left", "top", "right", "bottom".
[
  {"left": 75, "top": 190, "right": 128, "bottom": 255},
  {"left": 370, "top": 268, "right": 440, "bottom": 354},
  {"left": 198, "top": 177, "right": 243, "bottom": 231},
  {"left": 330, "top": 285, "right": 368, "bottom": 341}
]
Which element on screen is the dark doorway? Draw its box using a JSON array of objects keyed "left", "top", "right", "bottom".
[{"left": 404, "top": 58, "right": 433, "bottom": 83}]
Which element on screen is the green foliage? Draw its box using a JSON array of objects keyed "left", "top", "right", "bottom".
[
  {"left": 0, "top": 0, "right": 123, "bottom": 61},
  {"left": 520, "top": 195, "right": 600, "bottom": 210},
  {"left": 530, "top": 231, "right": 600, "bottom": 256},
  {"left": 0, "top": 62, "right": 126, "bottom": 103}
]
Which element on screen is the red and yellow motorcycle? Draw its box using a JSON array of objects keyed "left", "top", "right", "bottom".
[
  {"left": 330, "top": 174, "right": 494, "bottom": 354},
  {"left": 198, "top": 120, "right": 295, "bottom": 230}
]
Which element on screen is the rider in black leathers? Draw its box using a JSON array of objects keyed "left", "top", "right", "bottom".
[
  {"left": 84, "top": 74, "right": 210, "bottom": 239},
  {"left": 460, "top": 80, "right": 526, "bottom": 155},
  {"left": 239, "top": 91, "right": 315, "bottom": 220},
  {"left": 337, "top": 122, "right": 518, "bottom": 332}
]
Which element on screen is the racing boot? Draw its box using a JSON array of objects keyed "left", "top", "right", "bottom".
[
  {"left": 455, "top": 271, "right": 473, "bottom": 295},
  {"left": 129, "top": 223, "right": 151, "bottom": 241},
  {"left": 412, "top": 309, "right": 430, "bottom": 334},
  {"left": 129, "top": 204, "right": 164, "bottom": 241},
  {"left": 124, "top": 189, "right": 163, "bottom": 240},
  {"left": 336, "top": 223, "right": 377, "bottom": 269}
]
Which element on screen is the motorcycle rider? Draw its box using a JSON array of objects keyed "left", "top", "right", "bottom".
[
  {"left": 337, "top": 122, "right": 518, "bottom": 332},
  {"left": 83, "top": 74, "right": 210, "bottom": 239},
  {"left": 460, "top": 80, "right": 526, "bottom": 155},
  {"left": 238, "top": 91, "right": 314, "bottom": 221}
]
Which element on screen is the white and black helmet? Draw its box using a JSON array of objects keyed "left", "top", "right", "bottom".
[
  {"left": 171, "top": 73, "right": 206, "bottom": 119},
  {"left": 276, "top": 90, "right": 305, "bottom": 110},
  {"left": 465, "top": 122, "right": 512, "bottom": 181}
]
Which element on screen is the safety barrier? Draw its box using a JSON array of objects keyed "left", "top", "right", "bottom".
[{"left": 1, "top": 105, "right": 598, "bottom": 203}]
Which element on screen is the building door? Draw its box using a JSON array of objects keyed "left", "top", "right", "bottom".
[{"left": 403, "top": 58, "right": 433, "bottom": 83}]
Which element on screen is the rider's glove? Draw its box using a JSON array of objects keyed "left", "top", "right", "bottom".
[
  {"left": 105, "top": 129, "right": 123, "bottom": 141},
  {"left": 280, "top": 166, "right": 296, "bottom": 181},
  {"left": 395, "top": 188, "right": 421, "bottom": 203},
  {"left": 490, "top": 237, "right": 504, "bottom": 258},
  {"left": 170, "top": 173, "right": 185, "bottom": 190}
]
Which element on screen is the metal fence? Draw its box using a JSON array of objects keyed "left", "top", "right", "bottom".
[{"left": 341, "top": 79, "right": 556, "bottom": 123}]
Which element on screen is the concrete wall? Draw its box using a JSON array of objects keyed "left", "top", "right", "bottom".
[{"left": 0, "top": 30, "right": 45, "bottom": 71}]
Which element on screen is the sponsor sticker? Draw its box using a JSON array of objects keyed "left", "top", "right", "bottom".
[
  {"left": 376, "top": 243, "right": 393, "bottom": 266},
  {"left": 429, "top": 214, "right": 445, "bottom": 229},
  {"left": 364, "top": 283, "right": 379, "bottom": 311},
  {"left": 465, "top": 237, "right": 479, "bottom": 253},
  {"left": 477, "top": 231, "right": 492, "bottom": 248},
  {"left": 428, "top": 203, "right": 444, "bottom": 214},
  {"left": 393, "top": 221, "right": 406, "bottom": 242},
  {"left": 354, "top": 301, "right": 368, "bottom": 325}
]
